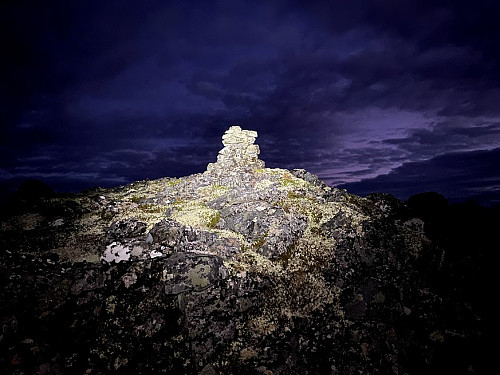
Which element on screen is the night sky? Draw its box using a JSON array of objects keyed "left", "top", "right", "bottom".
[{"left": 1, "top": 0, "right": 500, "bottom": 205}]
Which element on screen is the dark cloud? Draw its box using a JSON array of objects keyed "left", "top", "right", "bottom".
[
  {"left": 1, "top": 0, "right": 499, "bottom": 205},
  {"left": 339, "top": 148, "right": 500, "bottom": 206},
  {"left": 381, "top": 121, "right": 500, "bottom": 159}
]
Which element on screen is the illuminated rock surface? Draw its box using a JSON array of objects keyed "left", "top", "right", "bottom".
[
  {"left": 207, "top": 125, "right": 264, "bottom": 171},
  {"left": 205, "top": 126, "right": 265, "bottom": 189},
  {"left": 0, "top": 127, "right": 492, "bottom": 374}
]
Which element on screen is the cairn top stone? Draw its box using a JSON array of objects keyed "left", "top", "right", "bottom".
[
  {"left": 205, "top": 125, "right": 265, "bottom": 181},
  {"left": 221, "top": 126, "right": 257, "bottom": 146}
]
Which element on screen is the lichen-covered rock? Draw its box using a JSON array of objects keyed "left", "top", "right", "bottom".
[
  {"left": 108, "top": 218, "right": 147, "bottom": 240},
  {"left": 163, "top": 252, "right": 226, "bottom": 294},
  {"left": 0, "top": 126, "right": 491, "bottom": 374}
]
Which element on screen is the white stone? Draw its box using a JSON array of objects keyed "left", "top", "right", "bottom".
[{"left": 101, "top": 242, "right": 131, "bottom": 263}]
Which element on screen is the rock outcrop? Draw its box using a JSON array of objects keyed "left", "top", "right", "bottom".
[{"left": 0, "top": 126, "right": 491, "bottom": 374}]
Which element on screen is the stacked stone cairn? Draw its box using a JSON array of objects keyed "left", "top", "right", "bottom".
[{"left": 205, "top": 126, "right": 265, "bottom": 186}]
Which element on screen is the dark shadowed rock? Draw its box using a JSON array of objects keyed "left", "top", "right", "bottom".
[{"left": 14, "top": 179, "right": 55, "bottom": 201}]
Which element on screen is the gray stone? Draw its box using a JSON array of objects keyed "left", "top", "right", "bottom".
[{"left": 205, "top": 126, "right": 265, "bottom": 184}]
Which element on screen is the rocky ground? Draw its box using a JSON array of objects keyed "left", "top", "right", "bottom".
[
  {"left": 0, "top": 169, "right": 493, "bottom": 375},
  {"left": 0, "top": 127, "right": 494, "bottom": 374}
]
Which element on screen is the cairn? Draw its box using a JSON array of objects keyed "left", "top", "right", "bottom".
[{"left": 205, "top": 126, "right": 265, "bottom": 185}]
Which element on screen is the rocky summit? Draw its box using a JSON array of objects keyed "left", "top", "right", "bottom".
[{"left": 0, "top": 126, "right": 490, "bottom": 374}]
